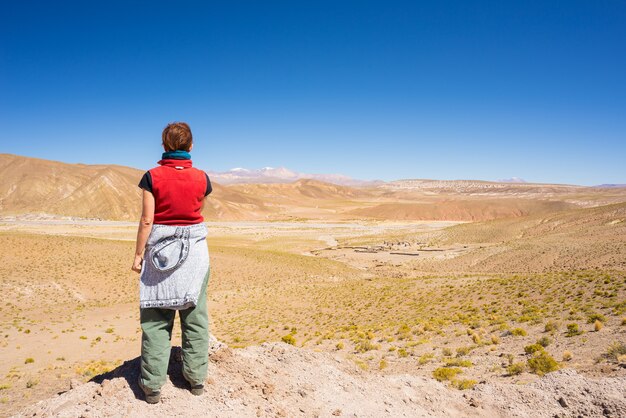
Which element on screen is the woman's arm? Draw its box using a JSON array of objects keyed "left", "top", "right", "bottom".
[{"left": 131, "top": 189, "right": 155, "bottom": 273}]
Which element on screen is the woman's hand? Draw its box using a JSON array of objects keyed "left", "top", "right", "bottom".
[
  {"left": 131, "top": 254, "right": 144, "bottom": 273},
  {"left": 133, "top": 189, "right": 155, "bottom": 274}
]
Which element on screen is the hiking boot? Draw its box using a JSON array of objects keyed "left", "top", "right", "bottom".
[
  {"left": 190, "top": 383, "right": 204, "bottom": 396},
  {"left": 138, "top": 376, "right": 161, "bottom": 404},
  {"left": 183, "top": 372, "right": 205, "bottom": 396}
]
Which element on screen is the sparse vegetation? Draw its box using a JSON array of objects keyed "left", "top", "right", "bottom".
[
  {"left": 75, "top": 360, "right": 117, "bottom": 379},
  {"left": 418, "top": 353, "right": 434, "bottom": 365},
  {"left": 281, "top": 334, "right": 296, "bottom": 346},
  {"left": 433, "top": 367, "right": 462, "bottom": 382},
  {"left": 1, "top": 211, "right": 625, "bottom": 417},
  {"left": 510, "top": 328, "right": 527, "bottom": 337},
  {"left": 604, "top": 342, "right": 626, "bottom": 362},
  {"left": 524, "top": 344, "right": 544, "bottom": 355},
  {"left": 451, "top": 379, "right": 477, "bottom": 390},
  {"left": 566, "top": 323, "right": 583, "bottom": 337},
  {"left": 506, "top": 362, "right": 525, "bottom": 376},
  {"left": 544, "top": 321, "right": 559, "bottom": 333},
  {"left": 444, "top": 358, "right": 473, "bottom": 368},
  {"left": 537, "top": 337, "right": 551, "bottom": 348},
  {"left": 527, "top": 352, "right": 560, "bottom": 376}
]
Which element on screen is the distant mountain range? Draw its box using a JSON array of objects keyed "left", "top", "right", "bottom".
[
  {"left": 497, "top": 177, "right": 528, "bottom": 183},
  {"left": 593, "top": 184, "right": 626, "bottom": 188},
  {"left": 1, "top": 153, "right": 624, "bottom": 222},
  {"left": 206, "top": 166, "right": 381, "bottom": 186}
]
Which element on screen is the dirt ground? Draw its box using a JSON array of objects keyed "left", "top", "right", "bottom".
[
  {"left": 17, "top": 339, "right": 626, "bottom": 418},
  {"left": 1, "top": 216, "right": 625, "bottom": 416}
]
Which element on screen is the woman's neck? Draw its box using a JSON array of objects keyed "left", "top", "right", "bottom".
[{"left": 161, "top": 150, "right": 191, "bottom": 160}]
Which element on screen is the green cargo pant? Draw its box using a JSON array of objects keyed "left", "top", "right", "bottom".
[{"left": 139, "top": 269, "right": 210, "bottom": 391}]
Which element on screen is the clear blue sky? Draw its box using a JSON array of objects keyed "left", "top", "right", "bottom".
[{"left": 1, "top": 1, "right": 625, "bottom": 185}]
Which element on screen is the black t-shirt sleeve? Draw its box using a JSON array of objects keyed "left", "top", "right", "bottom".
[
  {"left": 138, "top": 171, "right": 153, "bottom": 193},
  {"left": 205, "top": 173, "right": 212, "bottom": 196}
]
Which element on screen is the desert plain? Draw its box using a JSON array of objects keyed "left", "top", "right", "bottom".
[{"left": 1, "top": 153, "right": 626, "bottom": 416}]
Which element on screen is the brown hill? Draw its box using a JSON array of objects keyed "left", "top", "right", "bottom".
[
  {"left": 382, "top": 179, "right": 588, "bottom": 194},
  {"left": 0, "top": 154, "right": 274, "bottom": 221},
  {"left": 2, "top": 154, "right": 623, "bottom": 222},
  {"left": 228, "top": 178, "right": 372, "bottom": 201},
  {"left": 347, "top": 199, "right": 575, "bottom": 221},
  {"left": 415, "top": 201, "right": 626, "bottom": 272},
  {"left": 0, "top": 154, "right": 142, "bottom": 220}
]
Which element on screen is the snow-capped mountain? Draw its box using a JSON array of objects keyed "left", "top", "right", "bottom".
[
  {"left": 497, "top": 177, "right": 528, "bottom": 183},
  {"left": 205, "top": 166, "right": 378, "bottom": 186}
]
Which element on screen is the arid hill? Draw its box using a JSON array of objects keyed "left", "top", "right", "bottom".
[
  {"left": 2, "top": 154, "right": 625, "bottom": 222},
  {"left": 404, "top": 201, "right": 626, "bottom": 273},
  {"left": 347, "top": 199, "right": 575, "bottom": 222}
]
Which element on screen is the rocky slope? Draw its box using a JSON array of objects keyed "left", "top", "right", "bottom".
[{"left": 17, "top": 339, "right": 626, "bottom": 418}]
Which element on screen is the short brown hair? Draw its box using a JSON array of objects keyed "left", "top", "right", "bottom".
[{"left": 162, "top": 122, "right": 193, "bottom": 151}]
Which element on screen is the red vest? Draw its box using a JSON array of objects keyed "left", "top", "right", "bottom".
[{"left": 149, "top": 159, "right": 206, "bottom": 225}]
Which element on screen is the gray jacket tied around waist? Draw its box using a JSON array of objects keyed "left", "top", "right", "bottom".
[{"left": 140, "top": 223, "right": 209, "bottom": 310}]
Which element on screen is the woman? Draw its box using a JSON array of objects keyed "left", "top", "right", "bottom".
[{"left": 131, "top": 122, "right": 212, "bottom": 404}]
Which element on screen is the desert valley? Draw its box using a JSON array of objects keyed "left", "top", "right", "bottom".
[{"left": 1, "top": 153, "right": 625, "bottom": 417}]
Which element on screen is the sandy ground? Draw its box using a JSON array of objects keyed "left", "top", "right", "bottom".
[{"left": 1, "top": 218, "right": 625, "bottom": 416}]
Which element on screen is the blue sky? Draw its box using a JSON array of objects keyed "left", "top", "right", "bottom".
[{"left": 1, "top": 1, "right": 625, "bottom": 185}]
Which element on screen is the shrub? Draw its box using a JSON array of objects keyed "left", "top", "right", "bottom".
[
  {"left": 281, "top": 334, "right": 296, "bottom": 345},
  {"left": 418, "top": 353, "right": 434, "bottom": 365},
  {"left": 379, "top": 359, "right": 388, "bottom": 370},
  {"left": 566, "top": 323, "right": 582, "bottom": 337},
  {"left": 491, "top": 335, "right": 500, "bottom": 345},
  {"left": 524, "top": 344, "right": 544, "bottom": 355},
  {"left": 506, "top": 362, "right": 525, "bottom": 376},
  {"left": 562, "top": 351, "right": 573, "bottom": 361},
  {"left": 355, "top": 340, "right": 379, "bottom": 353},
  {"left": 456, "top": 346, "right": 473, "bottom": 357},
  {"left": 511, "top": 328, "right": 527, "bottom": 337},
  {"left": 537, "top": 336, "right": 551, "bottom": 347},
  {"left": 544, "top": 321, "right": 559, "bottom": 333},
  {"left": 451, "top": 379, "right": 477, "bottom": 390},
  {"left": 587, "top": 313, "right": 606, "bottom": 324},
  {"left": 444, "top": 358, "right": 473, "bottom": 368},
  {"left": 504, "top": 353, "right": 515, "bottom": 365},
  {"left": 594, "top": 320, "right": 603, "bottom": 332},
  {"left": 433, "top": 367, "right": 462, "bottom": 382},
  {"left": 24, "top": 358, "right": 34, "bottom": 364},
  {"left": 527, "top": 352, "right": 559, "bottom": 376},
  {"left": 442, "top": 347, "right": 453, "bottom": 357},
  {"left": 397, "top": 348, "right": 408, "bottom": 358},
  {"left": 335, "top": 342, "right": 344, "bottom": 350},
  {"left": 604, "top": 342, "right": 626, "bottom": 362}
]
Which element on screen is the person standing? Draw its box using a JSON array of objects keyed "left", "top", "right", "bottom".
[{"left": 131, "top": 122, "right": 212, "bottom": 404}]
